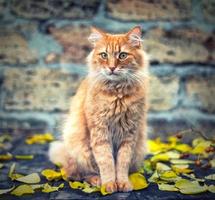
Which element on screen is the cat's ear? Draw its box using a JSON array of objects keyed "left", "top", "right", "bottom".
[
  {"left": 126, "top": 26, "right": 142, "bottom": 47},
  {"left": 88, "top": 27, "right": 105, "bottom": 45}
]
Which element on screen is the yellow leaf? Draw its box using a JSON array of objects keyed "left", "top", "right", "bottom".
[
  {"left": 158, "top": 183, "right": 179, "bottom": 191},
  {"left": 148, "top": 138, "right": 171, "bottom": 153},
  {"left": 172, "top": 165, "right": 193, "bottom": 174},
  {"left": 11, "top": 184, "right": 34, "bottom": 196},
  {"left": 25, "top": 133, "right": 54, "bottom": 145},
  {"left": 31, "top": 184, "right": 45, "bottom": 190},
  {"left": 168, "top": 136, "right": 178, "bottom": 144},
  {"left": 60, "top": 168, "right": 68, "bottom": 181},
  {"left": 151, "top": 153, "right": 169, "bottom": 163},
  {"left": 15, "top": 155, "right": 34, "bottom": 160},
  {"left": 69, "top": 181, "right": 85, "bottom": 189},
  {"left": 16, "top": 173, "right": 41, "bottom": 184},
  {"left": 0, "top": 163, "right": 4, "bottom": 169},
  {"left": 175, "top": 179, "right": 208, "bottom": 194},
  {"left": 0, "top": 152, "right": 13, "bottom": 160},
  {"left": 174, "top": 144, "right": 192, "bottom": 153},
  {"left": 129, "top": 172, "right": 148, "bottom": 190},
  {"left": 42, "top": 183, "right": 64, "bottom": 193},
  {"left": 100, "top": 184, "right": 111, "bottom": 195},
  {"left": 41, "top": 169, "right": 62, "bottom": 181},
  {"left": 208, "top": 185, "right": 215, "bottom": 193},
  {"left": 0, "top": 186, "right": 15, "bottom": 195},
  {"left": 191, "top": 140, "right": 211, "bottom": 155},
  {"left": 160, "top": 171, "right": 177, "bottom": 179}
]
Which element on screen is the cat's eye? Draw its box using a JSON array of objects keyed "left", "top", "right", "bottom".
[
  {"left": 119, "top": 52, "right": 128, "bottom": 60},
  {"left": 100, "top": 52, "right": 108, "bottom": 59}
]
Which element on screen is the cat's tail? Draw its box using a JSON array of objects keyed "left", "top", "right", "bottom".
[{"left": 48, "top": 141, "right": 69, "bottom": 167}]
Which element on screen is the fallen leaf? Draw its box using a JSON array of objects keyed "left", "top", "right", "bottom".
[
  {"left": 31, "top": 184, "right": 45, "bottom": 190},
  {"left": 82, "top": 182, "right": 100, "bottom": 193},
  {"left": 148, "top": 170, "right": 159, "bottom": 183},
  {"left": 160, "top": 171, "right": 177, "bottom": 179},
  {"left": 69, "top": 181, "right": 85, "bottom": 189},
  {"left": 0, "top": 134, "right": 12, "bottom": 143},
  {"left": 205, "top": 174, "right": 215, "bottom": 180},
  {"left": 8, "top": 163, "right": 16, "bottom": 179},
  {"left": 208, "top": 185, "right": 215, "bottom": 193},
  {"left": 0, "top": 163, "right": 4, "bottom": 169},
  {"left": 143, "top": 159, "right": 153, "bottom": 174},
  {"left": 60, "top": 168, "right": 67, "bottom": 181},
  {"left": 151, "top": 153, "right": 169, "bottom": 163},
  {"left": 129, "top": 172, "right": 148, "bottom": 190},
  {"left": 25, "top": 133, "right": 54, "bottom": 145},
  {"left": 156, "top": 162, "right": 171, "bottom": 171},
  {"left": 15, "top": 155, "right": 34, "bottom": 160},
  {"left": 100, "top": 184, "right": 111, "bottom": 195},
  {"left": 191, "top": 140, "right": 211, "bottom": 155},
  {"left": 172, "top": 165, "right": 193, "bottom": 174},
  {"left": 210, "top": 159, "right": 215, "bottom": 168},
  {"left": 170, "top": 159, "right": 194, "bottom": 165},
  {"left": 41, "top": 169, "right": 62, "bottom": 181},
  {"left": 11, "top": 184, "right": 34, "bottom": 196},
  {"left": 42, "top": 183, "right": 64, "bottom": 193},
  {"left": 0, "top": 153, "right": 13, "bottom": 161},
  {"left": 175, "top": 179, "right": 208, "bottom": 194},
  {"left": 158, "top": 183, "right": 179, "bottom": 191},
  {"left": 16, "top": 173, "right": 41, "bottom": 184},
  {"left": 174, "top": 144, "right": 192, "bottom": 153},
  {"left": 0, "top": 186, "right": 15, "bottom": 195}
]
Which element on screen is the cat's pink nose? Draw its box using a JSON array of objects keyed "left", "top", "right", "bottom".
[{"left": 109, "top": 66, "right": 116, "bottom": 72}]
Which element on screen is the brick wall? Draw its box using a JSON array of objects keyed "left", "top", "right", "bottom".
[{"left": 0, "top": 0, "right": 214, "bottom": 140}]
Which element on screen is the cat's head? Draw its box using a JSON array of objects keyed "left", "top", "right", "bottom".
[{"left": 87, "top": 26, "right": 148, "bottom": 82}]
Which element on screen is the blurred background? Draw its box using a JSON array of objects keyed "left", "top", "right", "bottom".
[{"left": 0, "top": 0, "right": 214, "bottom": 141}]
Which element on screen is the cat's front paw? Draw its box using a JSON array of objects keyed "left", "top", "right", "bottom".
[
  {"left": 117, "top": 180, "right": 133, "bottom": 192},
  {"left": 103, "top": 181, "right": 117, "bottom": 193}
]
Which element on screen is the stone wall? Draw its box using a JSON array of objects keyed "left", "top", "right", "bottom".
[{"left": 0, "top": 0, "right": 214, "bottom": 140}]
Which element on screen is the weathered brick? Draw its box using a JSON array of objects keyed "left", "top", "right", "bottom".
[
  {"left": 0, "top": 31, "right": 37, "bottom": 65},
  {"left": 149, "top": 75, "right": 179, "bottom": 111},
  {"left": 144, "top": 27, "right": 215, "bottom": 64},
  {"left": 202, "top": 0, "right": 215, "bottom": 23},
  {"left": 185, "top": 75, "right": 215, "bottom": 113},
  {"left": 3, "top": 68, "right": 83, "bottom": 111},
  {"left": 107, "top": 0, "right": 192, "bottom": 21},
  {"left": 0, "top": 0, "right": 7, "bottom": 16},
  {"left": 50, "top": 25, "right": 91, "bottom": 63},
  {"left": 148, "top": 117, "right": 215, "bottom": 141},
  {"left": 0, "top": 117, "right": 48, "bottom": 136},
  {"left": 11, "top": 0, "right": 100, "bottom": 19}
]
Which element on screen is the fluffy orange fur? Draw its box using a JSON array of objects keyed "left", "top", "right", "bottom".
[{"left": 49, "top": 26, "right": 149, "bottom": 192}]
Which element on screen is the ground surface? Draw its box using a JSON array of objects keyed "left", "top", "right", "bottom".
[{"left": 0, "top": 130, "right": 215, "bottom": 200}]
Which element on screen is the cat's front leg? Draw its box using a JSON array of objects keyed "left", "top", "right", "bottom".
[
  {"left": 116, "top": 135, "right": 135, "bottom": 192},
  {"left": 90, "top": 128, "right": 117, "bottom": 193}
]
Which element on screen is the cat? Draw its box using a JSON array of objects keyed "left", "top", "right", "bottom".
[{"left": 49, "top": 26, "right": 149, "bottom": 193}]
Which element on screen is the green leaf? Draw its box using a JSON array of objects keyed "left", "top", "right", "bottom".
[
  {"left": 170, "top": 159, "right": 194, "bottom": 165},
  {"left": 15, "top": 155, "right": 34, "bottom": 160},
  {"left": 158, "top": 183, "right": 179, "bottom": 192},
  {"left": 148, "top": 170, "right": 159, "bottom": 183},
  {"left": 175, "top": 179, "right": 208, "bottom": 194},
  {"left": 205, "top": 174, "right": 215, "bottom": 180},
  {"left": 16, "top": 173, "right": 41, "bottom": 184},
  {"left": 208, "top": 185, "right": 215, "bottom": 193},
  {"left": 8, "top": 163, "right": 16, "bottom": 179},
  {"left": 156, "top": 162, "right": 171, "bottom": 171},
  {"left": 0, "top": 186, "right": 15, "bottom": 195},
  {"left": 11, "top": 184, "right": 34, "bottom": 196},
  {"left": 129, "top": 172, "right": 148, "bottom": 190}
]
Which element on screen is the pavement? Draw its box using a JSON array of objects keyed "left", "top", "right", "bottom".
[{"left": 0, "top": 130, "right": 215, "bottom": 200}]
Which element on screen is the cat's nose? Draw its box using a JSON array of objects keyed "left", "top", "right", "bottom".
[{"left": 109, "top": 66, "right": 117, "bottom": 72}]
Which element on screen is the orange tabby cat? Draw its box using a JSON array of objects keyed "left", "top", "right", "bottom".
[{"left": 49, "top": 26, "right": 149, "bottom": 192}]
